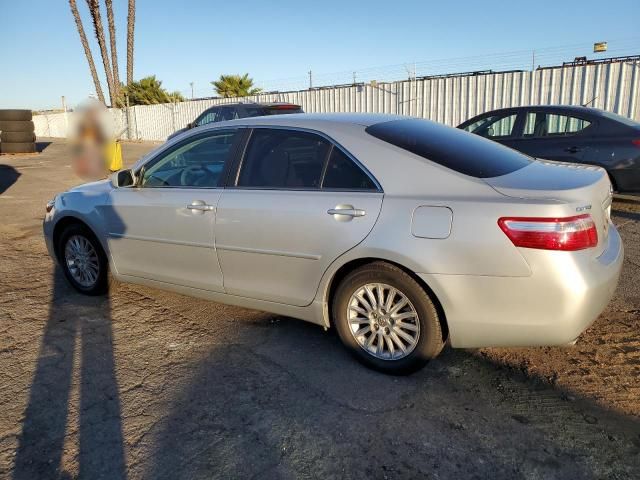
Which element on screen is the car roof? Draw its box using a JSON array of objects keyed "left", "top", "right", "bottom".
[
  {"left": 204, "top": 101, "right": 301, "bottom": 109},
  {"left": 468, "top": 104, "right": 615, "bottom": 117},
  {"left": 198, "top": 112, "right": 407, "bottom": 129}
]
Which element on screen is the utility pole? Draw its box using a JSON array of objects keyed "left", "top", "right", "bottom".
[
  {"left": 308, "top": 70, "right": 313, "bottom": 89},
  {"left": 125, "top": 93, "right": 132, "bottom": 140},
  {"left": 532, "top": 50, "right": 535, "bottom": 71},
  {"left": 190, "top": 82, "right": 194, "bottom": 99},
  {"left": 62, "top": 95, "right": 68, "bottom": 131},
  {"left": 353, "top": 71, "right": 357, "bottom": 84}
]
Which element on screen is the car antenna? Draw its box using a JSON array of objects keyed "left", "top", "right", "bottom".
[{"left": 582, "top": 95, "right": 598, "bottom": 107}]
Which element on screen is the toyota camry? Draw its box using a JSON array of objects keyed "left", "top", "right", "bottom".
[{"left": 43, "top": 114, "right": 624, "bottom": 374}]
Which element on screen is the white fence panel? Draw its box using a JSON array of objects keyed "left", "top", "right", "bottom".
[{"left": 34, "top": 62, "right": 640, "bottom": 141}]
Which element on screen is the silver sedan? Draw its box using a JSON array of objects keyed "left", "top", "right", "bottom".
[{"left": 43, "top": 114, "right": 624, "bottom": 374}]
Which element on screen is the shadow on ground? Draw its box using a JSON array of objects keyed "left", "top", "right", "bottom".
[
  {"left": 613, "top": 208, "right": 640, "bottom": 222},
  {"left": 0, "top": 165, "right": 20, "bottom": 195},
  {"left": 142, "top": 317, "right": 640, "bottom": 479},
  {"left": 12, "top": 267, "right": 126, "bottom": 480},
  {"left": 36, "top": 142, "right": 52, "bottom": 153}
]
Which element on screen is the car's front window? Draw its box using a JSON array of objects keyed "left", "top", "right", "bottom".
[
  {"left": 141, "top": 131, "right": 237, "bottom": 188},
  {"left": 463, "top": 113, "right": 517, "bottom": 138}
]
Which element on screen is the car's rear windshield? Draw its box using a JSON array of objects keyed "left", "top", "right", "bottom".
[
  {"left": 365, "top": 118, "right": 532, "bottom": 178},
  {"left": 596, "top": 109, "right": 640, "bottom": 128}
]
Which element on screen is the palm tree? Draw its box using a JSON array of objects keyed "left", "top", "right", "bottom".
[
  {"left": 68, "top": 0, "right": 105, "bottom": 103},
  {"left": 126, "top": 0, "right": 135, "bottom": 85},
  {"left": 105, "top": 0, "right": 121, "bottom": 102},
  {"left": 212, "top": 74, "right": 262, "bottom": 98},
  {"left": 86, "top": 0, "right": 115, "bottom": 105},
  {"left": 119, "top": 76, "right": 185, "bottom": 105}
]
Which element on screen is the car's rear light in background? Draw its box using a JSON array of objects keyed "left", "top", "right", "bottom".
[
  {"left": 632, "top": 139, "right": 640, "bottom": 147},
  {"left": 269, "top": 104, "right": 300, "bottom": 110},
  {"left": 498, "top": 214, "right": 598, "bottom": 251}
]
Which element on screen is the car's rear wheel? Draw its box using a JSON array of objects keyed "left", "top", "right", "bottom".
[
  {"left": 57, "top": 224, "right": 108, "bottom": 295},
  {"left": 332, "top": 262, "right": 444, "bottom": 375}
]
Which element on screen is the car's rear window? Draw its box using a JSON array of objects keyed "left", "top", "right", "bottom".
[
  {"left": 366, "top": 118, "right": 532, "bottom": 178},
  {"left": 596, "top": 109, "right": 640, "bottom": 128}
]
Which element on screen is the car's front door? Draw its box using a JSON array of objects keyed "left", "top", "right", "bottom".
[
  {"left": 104, "top": 129, "right": 241, "bottom": 291},
  {"left": 215, "top": 128, "right": 384, "bottom": 306},
  {"left": 509, "top": 110, "right": 594, "bottom": 162}
]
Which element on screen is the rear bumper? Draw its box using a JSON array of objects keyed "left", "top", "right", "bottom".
[{"left": 419, "top": 223, "right": 624, "bottom": 348}]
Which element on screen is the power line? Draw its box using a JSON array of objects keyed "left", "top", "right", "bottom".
[{"left": 256, "top": 37, "right": 640, "bottom": 92}]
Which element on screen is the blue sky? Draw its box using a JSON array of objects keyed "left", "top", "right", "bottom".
[{"left": 1, "top": 0, "right": 639, "bottom": 110}]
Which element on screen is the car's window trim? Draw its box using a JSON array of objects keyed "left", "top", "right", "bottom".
[
  {"left": 135, "top": 128, "right": 243, "bottom": 190},
  {"left": 228, "top": 125, "right": 383, "bottom": 193}
]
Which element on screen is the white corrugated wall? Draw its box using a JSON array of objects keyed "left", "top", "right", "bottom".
[{"left": 33, "top": 62, "right": 640, "bottom": 141}]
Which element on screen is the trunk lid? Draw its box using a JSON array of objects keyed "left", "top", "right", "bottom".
[{"left": 484, "top": 159, "right": 613, "bottom": 256}]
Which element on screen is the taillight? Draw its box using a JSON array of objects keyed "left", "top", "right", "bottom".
[
  {"left": 632, "top": 139, "right": 640, "bottom": 147},
  {"left": 498, "top": 214, "right": 598, "bottom": 251}
]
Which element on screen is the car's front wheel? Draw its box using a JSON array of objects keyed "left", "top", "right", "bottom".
[
  {"left": 57, "top": 223, "right": 108, "bottom": 295},
  {"left": 333, "top": 262, "right": 445, "bottom": 375}
]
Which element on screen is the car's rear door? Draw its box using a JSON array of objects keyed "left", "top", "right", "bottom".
[
  {"left": 215, "top": 127, "right": 383, "bottom": 306},
  {"left": 509, "top": 109, "right": 594, "bottom": 162}
]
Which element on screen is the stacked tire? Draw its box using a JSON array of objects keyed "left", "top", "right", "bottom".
[{"left": 0, "top": 110, "right": 36, "bottom": 154}]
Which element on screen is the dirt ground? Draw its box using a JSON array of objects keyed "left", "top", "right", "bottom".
[{"left": 1, "top": 139, "right": 639, "bottom": 479}]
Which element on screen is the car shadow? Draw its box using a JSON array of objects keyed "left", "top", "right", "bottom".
[
  {"left": 36, "top": 141, "right": 52, "bottom": 153},
  {"left": 142, "top": 316, "right": 640, "bottom": 479},
  {"left": 0, "top": 165, "right": 20, "bottom": 195},
  {"left": 613, "top": 209, "right": 640, "bottom": 222}
]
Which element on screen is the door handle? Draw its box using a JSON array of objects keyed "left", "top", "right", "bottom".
[
  {"left": 187, "top": 201, "right": 214, "bottom": 212},
  {"left": 327, "top": 204, "right": 366, "bottom": 222},
  {"left": 564, "top": 146, "right": 581, "bottom": 153}
]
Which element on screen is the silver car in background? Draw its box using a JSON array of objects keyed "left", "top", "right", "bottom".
[{"left": 43, "top": 114, "right": 624, "bottom": 374}]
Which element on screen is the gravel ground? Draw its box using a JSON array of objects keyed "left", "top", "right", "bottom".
[{"left": 0, "top": 139, "right": 639, "bottom": 479}]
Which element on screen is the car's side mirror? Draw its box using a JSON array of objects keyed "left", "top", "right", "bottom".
[
  {"left": 111, "top": 169, "right": 135, "bottom": 188},
  {"left": 187, "top": 122, "right": 194, "bottom": 129}
]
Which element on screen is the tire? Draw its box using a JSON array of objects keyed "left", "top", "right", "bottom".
[
  {"left": 0, "top": 120, "right": 34, "bottom": 132},
  {"left": 57, "top": 223, "right": 109, "bottom": 296},
  {"left": 0, "top": 142, "right": 36, "bottom": 154},
  {"left": 1, "top": 131, "right": 35, "bottom": 143},
  {"left": 332, "top": 262, "right": 444, "bottom": 375},
  {"left": 0, "top": 109, "right": 32, "bottom": 121}
]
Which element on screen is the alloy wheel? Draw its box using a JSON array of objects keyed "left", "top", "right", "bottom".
[{"left": 347, "top": 283, "right": 420, "bottom": 360}]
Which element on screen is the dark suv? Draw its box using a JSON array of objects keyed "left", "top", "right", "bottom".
[
  {"left": 458, "top": 105, "right": 640, "bottom": 193},
  {"left": 168, "top": 102, "right": 303, "bottom": 140}
]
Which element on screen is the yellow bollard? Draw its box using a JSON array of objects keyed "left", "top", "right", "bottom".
[{"left": 105, "top": 140, "right": 123, "bottom": 172}]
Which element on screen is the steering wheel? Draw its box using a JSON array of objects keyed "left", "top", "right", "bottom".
[
  {"left": 180, "top": 165, "right": 217, "bottom": 187},
  {"left": 143, "top": 174, "right": 170, "bottom": 187}
]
